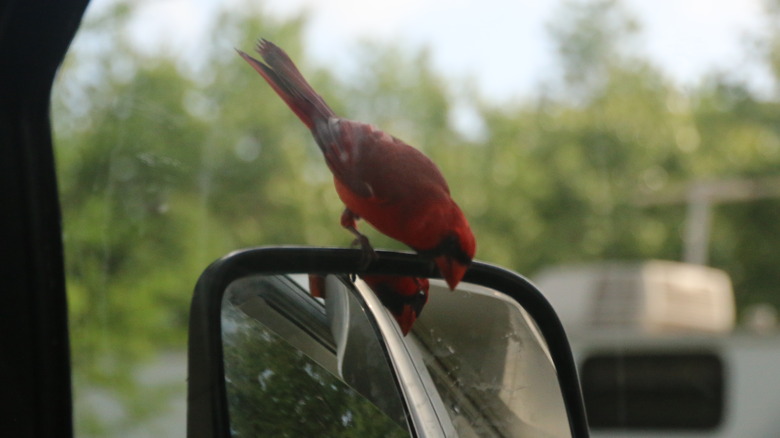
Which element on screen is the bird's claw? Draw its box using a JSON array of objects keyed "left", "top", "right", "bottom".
[{"left": 351, "top": 234, "right": 377, "bottom": 269}]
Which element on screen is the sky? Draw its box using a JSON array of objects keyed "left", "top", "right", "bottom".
[
  {"left": 90, "top": 0, "right": 774, "bottom": 102},
  {"left": 262, "top": 0, "right": 771, "bottom": 99}
]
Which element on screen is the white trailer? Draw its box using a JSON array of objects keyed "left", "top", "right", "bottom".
[{"left": 535, "top": 260, "right": 780, "bottom": 437}]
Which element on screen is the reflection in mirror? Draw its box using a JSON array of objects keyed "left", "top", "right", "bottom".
[
  {"left": 221, "top": 273, "right": 571, "bottom": 437},
  {"left": 221, "top": 275, "right": 410, "bottom": 437},
  {"left": 403, "top": 281, "right": 571, "bottom": 437}
]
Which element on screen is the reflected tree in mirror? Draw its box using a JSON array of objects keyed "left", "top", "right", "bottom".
[{"left": 221, "top": 275, "right": 410, "bottom": 437}]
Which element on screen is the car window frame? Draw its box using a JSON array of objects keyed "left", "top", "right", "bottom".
[{"left": 1, "top": 1, "right": 90, "bottom": 436}]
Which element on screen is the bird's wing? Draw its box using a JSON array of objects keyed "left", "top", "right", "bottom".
[{"left": 314, "top": 118, "right": 450, "bottom": 202}]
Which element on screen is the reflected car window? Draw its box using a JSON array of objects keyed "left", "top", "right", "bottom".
[
  {"left": 221, "top": 275, "right": 410, "bottom": 437},
  {"left": 409, "top": 282, "right": 572, "bottom": 438}
]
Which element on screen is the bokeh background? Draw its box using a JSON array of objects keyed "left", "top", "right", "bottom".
[{"left": 53, "top": 0, "right": 780, "bottom": 435}]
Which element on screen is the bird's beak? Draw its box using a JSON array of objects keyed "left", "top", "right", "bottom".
[{"left": 434, "top": 255, "right": 469, "bottom": 290}]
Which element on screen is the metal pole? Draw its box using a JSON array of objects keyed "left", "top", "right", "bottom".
[{"left": 683, "top": 183, "right": 712, "bottom": 265}]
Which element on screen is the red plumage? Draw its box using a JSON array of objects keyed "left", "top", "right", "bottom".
[
  {"left": 361, "top": 275, "right": 429, "bottom": 336},
  {"left": 238, "top": 40, "right": 476, "bottom": 289}
]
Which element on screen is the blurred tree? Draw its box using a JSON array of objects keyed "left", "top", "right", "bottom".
[
  {"left": 687, "top": 26, "right": 780, "bottom": 309},
  {"left": 54, "top": 1, "right": 345, "bottom": 435},
  {"left": 467, "top": 0, "right": 688, "bottom": 272},
  {"left": 762, "top": 0, "right": 780, "bottom": 84},
  {"left": 546, "top": 0, "right": 640, "bottom": 98},
  {"left": 52, "top": 0, "right": 780, "bottom": 435},
  {"left": 471, "top": 0, "right": 780, "bottom": 314}
]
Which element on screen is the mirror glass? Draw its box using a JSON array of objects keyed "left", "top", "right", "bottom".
[
  {"left": 412, "top": 281, "right": 570, "bottom": 437},
  {"left": 221, "top": 274, "right": 571, "bottom": 437},
  {"left": 221, "top": 274, "right": 410, "bottom": 437}
]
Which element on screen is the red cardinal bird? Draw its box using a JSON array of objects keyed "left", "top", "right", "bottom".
[
  {"left": 308, "top": 274, "right": 327, "bottom": 299},
  {"left": 237, "top": 40, "right": 476, "bottom": 289},
  {"left": 361, "top": 275, "right": 429, "bottom": 336}
]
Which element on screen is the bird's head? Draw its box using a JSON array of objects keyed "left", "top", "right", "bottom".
[{"left": 431, "top": 226, "right": 475, "bottom": 290}]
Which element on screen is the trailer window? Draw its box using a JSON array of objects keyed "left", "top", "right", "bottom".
[{"left": 581, "top": 352, "right": 723, "bottom": 430}]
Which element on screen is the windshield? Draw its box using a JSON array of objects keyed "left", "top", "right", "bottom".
[{"left": 56, "top": 2, "right": 778, "bottom": 436}]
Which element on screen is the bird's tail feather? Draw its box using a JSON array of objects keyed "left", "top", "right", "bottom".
[{"left": 237, "top": 39, "right": 335, "bottom": 130}]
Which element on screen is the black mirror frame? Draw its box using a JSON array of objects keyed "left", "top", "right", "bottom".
[{"left": 187, "top": 246, "right": 590, "bottom": 437}]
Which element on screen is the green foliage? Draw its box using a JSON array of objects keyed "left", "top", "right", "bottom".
[
  {"left": 53, "top": 0, "right": 780, "bottom": 435},
  {"left": 222, "top": 302, "right": 409, "bottom": 437},
  {"left": 547, "top": 0, "right": 640, "bottom": 95}
]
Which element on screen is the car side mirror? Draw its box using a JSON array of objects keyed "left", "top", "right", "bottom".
[{"left": 187, "top": 247, "right": 589, "bottom": 437}]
